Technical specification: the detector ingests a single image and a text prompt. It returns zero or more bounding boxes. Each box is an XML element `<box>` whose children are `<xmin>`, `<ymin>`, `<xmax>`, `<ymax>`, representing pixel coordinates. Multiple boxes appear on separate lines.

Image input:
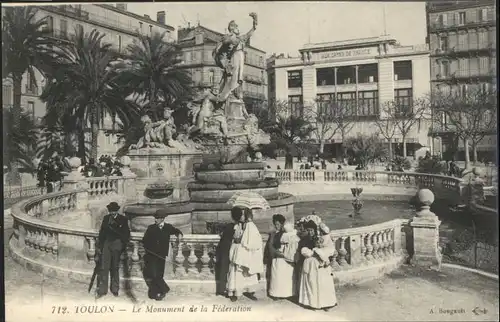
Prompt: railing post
<box><xmin>409</xmin><ymin>189</ymin><xmax>442</xmax><ymax>270</ymax></box>
<box><xmin>348</xmin><ymin>234</ymin><xmax>363</xmax><ymax>267</ymax></box>
<box><xmin>119</xmin><ymin>156</ymin><xmax>137</xmax><ymax>202</ymax></box>
<box><xmin>61</xmin><ymin>157</ymin><xmax>91</xmax><ymax>228</ymax></box>
<box><xmin>315</xmin><ymin>170</ymin><xmax>324</xmax><ymax>182</ymax></box>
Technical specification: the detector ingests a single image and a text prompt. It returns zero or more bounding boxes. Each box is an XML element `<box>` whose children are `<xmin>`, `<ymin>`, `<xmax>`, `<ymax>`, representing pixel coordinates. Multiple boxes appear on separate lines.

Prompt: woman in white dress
<box><xmin>298</xmin><ymin>220</ymin><xmax>338</xmax><ymax>311</ymax></box>
<box><xmin>226</xmin><ymin>207</ymin><xmax>263</xmax><ymax>301</ymax></box>
<box><xmin>268</xmin><ymin>219</ymin><xmax>300</xmax><ymax>300</ymax></box>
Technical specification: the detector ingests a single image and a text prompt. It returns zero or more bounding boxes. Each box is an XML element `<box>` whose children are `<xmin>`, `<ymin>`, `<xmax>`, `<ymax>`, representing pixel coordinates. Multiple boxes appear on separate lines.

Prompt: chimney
<box><xmin>157</xmin><ymin>11</ymin><xmax>166</xmax><ymax>25</ymax></box>
<box><xmin>144</xmin><ymin>14</ymin><xmax>150</xmax><ymax>20</ymax></box>
<box><xmin>116</xmin><ymin>3</ymin><xmax>127</xmax><ymax>11</ymax></box>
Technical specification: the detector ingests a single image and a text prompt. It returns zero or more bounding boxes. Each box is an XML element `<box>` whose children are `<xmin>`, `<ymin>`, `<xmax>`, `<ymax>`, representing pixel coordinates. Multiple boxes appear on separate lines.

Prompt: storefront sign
<box><xmin>318</xmin><ymin>48</ymin><xmax>374</xmax><ymax>60</ymax></box>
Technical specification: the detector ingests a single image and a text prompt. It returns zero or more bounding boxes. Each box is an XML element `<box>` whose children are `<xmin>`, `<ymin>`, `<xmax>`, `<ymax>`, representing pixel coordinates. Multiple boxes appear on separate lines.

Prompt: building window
<box><xmin>288</xmin><ymin>95</ymin><xmax>303</xmax><ymax>117</ymax></box>
<box><xmin>478</xmin><ymin>8</ymin><xmax>488</xmax><ymax>22</ymax></box>
<box><xmin>118</xmin><ymin>35</ymin><xmax>122</xmax><ymax>52</ymax></box>
<box><xmin>316</xmin><ymin>93</ymin><xmax>335</xmax><ymax>116</ymax></box>
<box><xmin>394</xmin><ymin>88</ymin><xmax>413</xmax><ymax>115</ymax></box>
<box><xmin>3</xmin><ymin>85</ymin><xmax>12</xmax><ymax>106</ymax></box>
<box><xmin>185</xmin><ymin>51</ymin><xmax>191</xmax><ymax>62</ymax></box>
<box><xmin>458</xmin><ymin>12</ymin><xmax>466</xmax><ymax>25</ymax></box>
<box><xmin>287</xmin><ymin>70</ymin><xmax>302</xmax><ymax>88</ymax></box>
<box><xmin>139</xmin><ymin>22</ymin><xmax>143</xmax><ymax>33</ymax></box>
<box><xmin>209</xmin><ymin>70</ymin><xmax>215</xmax><ymax>84</ymax></box>
<box><xmin>438</xmin><ymin>14</ymin><xmax>447</xmax><ymax>27</ymax></box>
<box><xmin>394</xmin><ymin>61</ymin><xmax>412</xmax><ymax>80</ymax></box>
<box><xmin>358</xmin><ymin>91</ymin><xmax>379</xmax><ymax>116</ymax></box>
<box><xmin>337</xmin><ymin>66</ymin><xmax>356</xmax><ymax>85</ymax></box>
<box><xmin>149</xmin><ymin>25</ymin><xmax>153</xmax><ymax>35</ymax></box>
<box><xmin>316</xmin><ymin>68</ymin><xmax>335</xmax><ymax>86</ymax></box>
<box><xmin>26</xmin><ymin>72</ymin><xmax>37</xmax><ymax>94</ymax></box>
<box><xmin>358</xmin><ymin>64</ymin><xmax>378</xmax><ymax>83</ymax></box>
<box><xmin>60</xmin><ymin>19</ymin><xmax>68</xmax><ymax>37</ymax></box>
<box><xmin>441</xmin><ymin>61</ymin><xmax>450</xmax><ymax>76</ymax></box>
<box><xmin>76</xmin><ymin>24</ymin><xmax>83</xmax><ymax>35</ymax></box>
<box><xmin>439</xmin><ymin>36</ymin><xmax>448</xmax><ymax>51</ymax></box>
<box><xmin>27</xmin><ymin>101</ymin><xmax>35</xmax><ymax>119</ymax></box>
<box><xmin>44</xmin><ymin>16</ymin><xmax>53</xmax><ymax>34</ymax></box>
<box><xmin>337</xmin><ymin>92</ymin><xmax>356</xmax><ymax>115</ymax></box>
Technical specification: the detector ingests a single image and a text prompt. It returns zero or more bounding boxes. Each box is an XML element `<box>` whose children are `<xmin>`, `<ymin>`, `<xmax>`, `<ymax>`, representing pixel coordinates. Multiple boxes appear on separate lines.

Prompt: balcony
<box><xmin>429</xmin><ymin>19</ymin><xmax>495</xmax><ymax>33</ymax></box>
<box><xmin>244</xmin><ymin>74</ymin><xmax>265</xmax><ymax>85</ymax></box>
<box><xmin>431</xmin><ymin>43</ymin><xmax>495</xmax><ymax>58</ymax></box>
<box><xmin>434</xmin><ymin>69</ymin><xmax>495</xmax><ymax>83</ymax></box>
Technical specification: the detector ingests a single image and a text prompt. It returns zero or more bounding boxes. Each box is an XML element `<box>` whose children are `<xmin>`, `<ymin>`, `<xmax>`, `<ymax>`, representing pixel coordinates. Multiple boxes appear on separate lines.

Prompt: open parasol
<box><xmin>227</xmin><ymin>191</ymin><xmax>270</xmax><ymax>210</ymax></box>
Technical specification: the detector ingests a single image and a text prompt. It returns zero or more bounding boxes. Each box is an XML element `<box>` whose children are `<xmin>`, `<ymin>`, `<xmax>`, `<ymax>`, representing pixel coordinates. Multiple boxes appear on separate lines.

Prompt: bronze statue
<box><xmin>213</xmin><ymin>13</ymin><xmax>258</xmax><ymax>102</ymax></box>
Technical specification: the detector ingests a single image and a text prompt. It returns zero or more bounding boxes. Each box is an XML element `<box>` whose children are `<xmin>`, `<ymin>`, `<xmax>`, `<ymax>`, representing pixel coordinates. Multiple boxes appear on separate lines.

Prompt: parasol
<box><xmin>227</xmin><ymin>191</ymin><xmax>270</xmax><ymax>210</ymax></box>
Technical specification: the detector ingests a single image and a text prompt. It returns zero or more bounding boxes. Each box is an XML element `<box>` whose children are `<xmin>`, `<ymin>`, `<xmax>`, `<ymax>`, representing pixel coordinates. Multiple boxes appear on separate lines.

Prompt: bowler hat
<box><xmin>154</xmin><ymin>209</ymin><xmax>169</xmax><ymax>219</ymax></box>
<box><xmin>106</xmin><ymin>202</ymin><xmax>121</xmax><ymax>212</ymax></box>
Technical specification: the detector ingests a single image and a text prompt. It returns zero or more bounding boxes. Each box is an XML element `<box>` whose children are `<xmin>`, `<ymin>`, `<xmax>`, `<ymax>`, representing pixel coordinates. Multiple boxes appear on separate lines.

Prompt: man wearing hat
<box><xmin>96</xmin><ymin>202</ymin><xmax>131</xmax><ymax>299</ymax></box>
<box><xmin>142</xmin><ymin>209</ymin><xmax>183</xmax><ymax>300</ymax></box>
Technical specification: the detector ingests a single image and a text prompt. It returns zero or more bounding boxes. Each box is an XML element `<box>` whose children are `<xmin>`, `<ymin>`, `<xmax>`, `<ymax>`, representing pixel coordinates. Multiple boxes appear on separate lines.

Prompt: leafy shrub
<box><xmin>416</xmin><ymin>155</ymin><xmax>445</xmax><ymax>174</ymax></box>
<box><xmin>391</xmin><ymin>156</ymin><xmax>412</xmax><ymax>171</ymax></box>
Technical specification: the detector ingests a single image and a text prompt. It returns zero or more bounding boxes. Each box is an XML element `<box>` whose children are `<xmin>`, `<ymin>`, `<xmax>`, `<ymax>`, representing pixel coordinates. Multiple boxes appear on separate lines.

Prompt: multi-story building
<box><xmin>267</xmin><ymin>35</ymin><xmax>431</xmax><ymax>158</ymax></box>
<box><xmin>2</xmin><ymin>4</ymin><xmax>175</xmax><ymax>156</ymax></box>
<box><xmin>176</xmin><ymin>24</ymin><xmax>267</xmax><ymax>113</ymax></box>
<box><xmin>426</xmin><ymin>0</ymin><xmax>497</xmax><ymax>159</ymax></box>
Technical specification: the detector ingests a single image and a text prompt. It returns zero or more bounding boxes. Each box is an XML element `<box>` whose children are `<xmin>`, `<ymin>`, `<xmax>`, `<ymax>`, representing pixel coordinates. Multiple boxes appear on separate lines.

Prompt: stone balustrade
<box><xmin>275</xmin><ymin>170</ymin><xmax>464</xmax><ymax>202</ymax></box>
<box><xmin>10</xmin><ymin>190</ymin><xmax>413</xmax><ymax>286</ymax></box>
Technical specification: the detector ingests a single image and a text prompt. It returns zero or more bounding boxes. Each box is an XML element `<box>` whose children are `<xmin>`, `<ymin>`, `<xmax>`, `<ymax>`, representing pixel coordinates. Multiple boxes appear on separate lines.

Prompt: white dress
<box><xmin>299</xmin><ymin>236</ymin><xmax>337</xmax><ymax>309</ymax></box>
<box><xmin>226</xmin><ymin>222</ymin><xmax>262</xmax><ymax>297</ymax></box>
<box><xmin>269</xmin><ymin>231</ymin><xmax>299</xmax><ymax>298</ymax></box>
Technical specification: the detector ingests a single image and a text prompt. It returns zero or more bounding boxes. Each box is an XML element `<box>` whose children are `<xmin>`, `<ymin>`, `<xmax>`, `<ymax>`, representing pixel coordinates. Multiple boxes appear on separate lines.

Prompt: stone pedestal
<box><xmin>127</xmin><ymin>149</ymin><xmax>203</xmax><ymax>204</ymax></box>
<box><xmin>61</xmin><ymin>157</ymin><xmax>93</xmax><ymax>228</ymax></box>
<box><xmin>410</xmin><ymin>189</ymin><xmax>442</xmax><ymax>270</ymax></box>
<box><xmin>225</xmin><ymin>98</ymin><xmax>247</xmax><ymax>120</ymax></box>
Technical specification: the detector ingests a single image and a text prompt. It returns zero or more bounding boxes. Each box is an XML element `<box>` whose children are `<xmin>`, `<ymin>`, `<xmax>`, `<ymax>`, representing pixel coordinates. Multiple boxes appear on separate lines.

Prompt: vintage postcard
<box><xmin>3</xmin><ymin>1</ymin><xmax>498</xmax><ymax>321</ymax></box>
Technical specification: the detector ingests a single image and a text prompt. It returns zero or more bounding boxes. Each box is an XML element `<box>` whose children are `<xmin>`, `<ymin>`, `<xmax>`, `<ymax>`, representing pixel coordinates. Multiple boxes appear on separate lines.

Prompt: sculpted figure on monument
<box><xmin>213</xmin><ymin>13</ymin><xmax>258</xmax><ymax>104</ymax></box>
<box><xmin>189</xmin><ymin>86</ymin><xmax>228</xmax><ymax>138</ymax></box>
<box><xmin>131</xmin><ymin>108</ymin><xmax>179</xmax><ymax>149</ymax></box>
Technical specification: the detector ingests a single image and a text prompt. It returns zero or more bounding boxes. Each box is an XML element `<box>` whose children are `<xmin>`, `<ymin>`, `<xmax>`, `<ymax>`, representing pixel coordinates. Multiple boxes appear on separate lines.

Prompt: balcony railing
<box><xmin>429</xmin><ymin>19</ymin><xmax>495</xmax><ymax>32</ymax></box>
<box><xmin>432</xmin><ymin>43</ymin><xmax>495</xmax><ymax>57</ymax></box>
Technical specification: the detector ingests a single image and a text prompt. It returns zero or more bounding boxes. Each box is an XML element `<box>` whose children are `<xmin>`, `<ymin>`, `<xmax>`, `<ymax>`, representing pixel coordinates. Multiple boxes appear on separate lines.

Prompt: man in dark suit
<box><xmin>96</xmin><ymin>202</ymin><xmax>130</xmax><ymax>299</ymax></box>
<box><xmin>142</xmin><ymin>209</ymin><xmax>183</xmax><ymax>301</ymax></box>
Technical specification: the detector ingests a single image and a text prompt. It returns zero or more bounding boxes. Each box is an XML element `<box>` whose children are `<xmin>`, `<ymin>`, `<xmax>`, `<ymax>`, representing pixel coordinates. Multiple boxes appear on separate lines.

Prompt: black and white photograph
<box><xmin>2</xmin><ymin>1</ymin><xmax>498</xmax><ymax>321</ymax></box>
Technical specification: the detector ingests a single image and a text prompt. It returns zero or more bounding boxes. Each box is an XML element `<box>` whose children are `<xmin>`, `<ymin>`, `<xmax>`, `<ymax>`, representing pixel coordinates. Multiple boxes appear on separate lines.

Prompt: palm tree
<box><xmin>115</xmin><ymin>31</ymin><xmax>193</xmax><ymax>122</ymax></box>
<box><xmin>40</xmin><ymin>28</ymin><xmax>140</xmax><ymax>160</ymax></box>
<box><xmin>2</xmin><ymin>6</ymin><xmax>58</xmax><ymax>181</ymax></box>
<box><xmin>3</xmin><ymin>109</ymin><xmax>38</xmax><ymax>178</ymax></box>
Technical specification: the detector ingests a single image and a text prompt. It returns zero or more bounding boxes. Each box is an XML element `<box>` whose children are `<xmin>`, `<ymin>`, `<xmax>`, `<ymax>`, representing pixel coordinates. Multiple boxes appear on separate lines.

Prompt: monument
<box><xmin>124</xmin><ymin>13</ymin><xmax>289</xmax><ymax>234</ymax></box>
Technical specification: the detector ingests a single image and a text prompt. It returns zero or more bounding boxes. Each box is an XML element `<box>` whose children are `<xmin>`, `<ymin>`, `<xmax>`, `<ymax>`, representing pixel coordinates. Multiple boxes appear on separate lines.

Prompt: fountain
<box><xmin>124</xmin><ymin>13</ymin><xmax>295</xmax><ymax>234</ymax></box>
<box><xmin>350</xmin><ymin>187</ymin><xmax>363</xmax><ymax>217</ymax></box>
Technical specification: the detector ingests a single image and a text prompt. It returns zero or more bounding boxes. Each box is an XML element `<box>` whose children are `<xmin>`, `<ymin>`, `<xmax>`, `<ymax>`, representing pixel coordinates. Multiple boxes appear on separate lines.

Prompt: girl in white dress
<box><xmin>269</xmin><ymin>222</ymin><xmax>300</xmax><ymax>299</ymax></box>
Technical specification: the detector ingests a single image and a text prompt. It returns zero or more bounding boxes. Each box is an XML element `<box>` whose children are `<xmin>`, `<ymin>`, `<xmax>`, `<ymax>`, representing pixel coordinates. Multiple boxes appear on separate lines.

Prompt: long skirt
<box><xmin>299</xmin><ymin>258</ymin><xmax>337</xmax><ymax>309</ymax></box>
<box><xmin>269</xmin><ymin>258</ymin><xmax>296</xmax><ymax>298</ymax></box>
<box><xmin>226</xmin><ymin>244</ymin><xmax>258</xmax><ymax>297</ymax></box>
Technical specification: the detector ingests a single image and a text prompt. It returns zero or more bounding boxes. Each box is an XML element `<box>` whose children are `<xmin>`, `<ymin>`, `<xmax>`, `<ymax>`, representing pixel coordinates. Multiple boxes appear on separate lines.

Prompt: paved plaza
<box><xmin>5</xmin><ymin>224</ymin><xmax>499</xmax><ymax>322</ymax></box>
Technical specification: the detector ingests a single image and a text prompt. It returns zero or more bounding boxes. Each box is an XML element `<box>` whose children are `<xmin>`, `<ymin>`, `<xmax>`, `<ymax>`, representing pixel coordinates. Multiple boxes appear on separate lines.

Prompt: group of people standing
<box><xmin>215</xmin><ymin>209</ymin><xmax>338</xmax><ymax>311</ymax></box>
<box><xmin>95</xmin><ymin>201</ymin><xmax>337</xmax><ymax>311</ymax></box>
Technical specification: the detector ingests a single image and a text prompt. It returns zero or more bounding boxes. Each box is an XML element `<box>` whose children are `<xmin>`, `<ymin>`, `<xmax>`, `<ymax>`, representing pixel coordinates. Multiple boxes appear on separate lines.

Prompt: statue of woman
<box><xmin>213</xmin><ymin>13</ymin><xmax>258</xmax><ymax>102</ymax></box>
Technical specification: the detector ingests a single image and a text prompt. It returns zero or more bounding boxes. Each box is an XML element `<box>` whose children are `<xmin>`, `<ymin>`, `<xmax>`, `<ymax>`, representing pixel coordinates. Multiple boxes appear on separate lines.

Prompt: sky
<box><xmin>127</xmin><ymin>1</ymin><xmax>427</xmax><ymax>57</ymax></box>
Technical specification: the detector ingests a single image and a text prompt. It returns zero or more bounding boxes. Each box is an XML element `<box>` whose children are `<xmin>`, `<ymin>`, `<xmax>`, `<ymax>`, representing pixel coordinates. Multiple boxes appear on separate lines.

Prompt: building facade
<box><xmin>2</xmin><ymin>4</ymin><xmax>175</xmax><ymax>156</ymax></box>
<box><xmin>426</xmin><ymin>0</ymin><xmax>497</xmax><ymax>159</ymax></box>
<box><xmin>267</xmin><ymin>36</ymin><xmax>431</xmax><ymax>158</ymax></box>
<box><xmin>177</xmin><ymin>24</ymin><xmax>267</xmax><ymax>113</ymax></box>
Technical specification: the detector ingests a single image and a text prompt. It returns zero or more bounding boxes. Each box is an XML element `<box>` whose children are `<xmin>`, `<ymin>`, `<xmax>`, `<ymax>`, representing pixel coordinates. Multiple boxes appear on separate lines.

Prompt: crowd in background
<box><xmin>35</xmin><ymin>154</ymin><xmax>124</xmax><ymax>191</ymax></box>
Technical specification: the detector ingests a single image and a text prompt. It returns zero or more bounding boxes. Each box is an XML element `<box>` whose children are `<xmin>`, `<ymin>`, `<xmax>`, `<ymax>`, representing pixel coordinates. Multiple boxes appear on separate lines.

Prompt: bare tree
<box><xmin>432</xmin><ymin>86</ymin><xmax>497</xmax><ymax>167</ymax></box>
<box><xmin>373</xmin><ymin>101</ymin><xmax>399</xmax><ymax>161</ymax></box>
<box><xmin>303</xmin><ymin>100</ymin><xmax>340</xmax><ymax>154</ymax></box>
<box><xmin>381</xmin><ymin>97</ymin><xmax>430</xmax><ymax>158</ymax></box>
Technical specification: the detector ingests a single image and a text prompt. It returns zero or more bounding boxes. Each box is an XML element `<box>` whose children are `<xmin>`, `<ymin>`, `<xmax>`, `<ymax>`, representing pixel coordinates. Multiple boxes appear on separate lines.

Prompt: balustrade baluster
<box><xmin>130</xmin><ymin>240</ymin><xmax>141</xmax><ymax>275</ymax></box>
<box><xmin>365</xmin><ymin>232</ymin><xmax>374</xmax><ymax>262</ymax></box>
<box><xmin>187</xmin><ymin>243</ymin><xmax>199</xmax><ymax>274</ymax></box>
<box><xmin>86</xmin><ymin>237</ymin><xmax>96</xmax><ymax>262</ymax></box>
<box><xmin>337</xmin><ymin>236</ymin><xmax>348</xmax><ymax>268</ymax></box>
<box><xmin>174</xmin><ymin>241</ymin><xmax>186</xmax><ymax>277</ymax></box>
<box><xmin>330</xmin><ymin>237</ymin><xmax>341</xmax><ymax>271</ymax></box>
<box><xmin>360</xmin><ymin>233</ymin><xmax>367</xmax><ymax>264</ymax></box>
<box><xmin>200</xmin><ymin>244</ymin><xmax>211</xmax><ymax>275</ymax></box>
<box><xmin>372</xmin><ymin>232</ymin><xmax>381</xmax><ymax>261</ymax></box>
<box><xmin>45</xmin><ymin>232</ymin><xmax>54</xmax><ymax>253</ymax></box>
<box><xmin>52</xmin><ymin>233</ymin><xmax>58</xmax><ymax>255</ymax></box>
<box><xmin>379</xmin><ymin>231</ymin><xmax>388</xmax><ymax>258</ymax></box>
<box><xmin>387</xmin><ymin>229</ymin><xmax>395</xmax><ymax>256</ymax></box>
<box><xmin>39</xmin><ymin>231</ymin><xmax>48</xmax><ymax>251</ymax></box>
<box><xmin>33</xmin><ymin>230</ymin><xmax>41</xmax><ymax>249</ymax></box>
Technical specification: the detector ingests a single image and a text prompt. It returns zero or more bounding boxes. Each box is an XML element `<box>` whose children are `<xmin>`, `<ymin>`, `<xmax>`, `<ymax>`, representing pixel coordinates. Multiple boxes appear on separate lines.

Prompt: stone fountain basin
<box><xmin>188</xmin><ymin>179</ymin><xmax>279</xmax><ymax>202</ymax></box>
<box><xmin>124</xmin><ymin>202</ymin><xmax>193</xmax><ymax>233</ymax></box>
<box><xmin>195</xmin><ymin>169</ymin><xmax>268</xmax><ymax>183</ymax></box>
<box><xmin>193</xmin><ymin>162</ymin><xmax>266</xmax><ymax>172</ymax></box>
